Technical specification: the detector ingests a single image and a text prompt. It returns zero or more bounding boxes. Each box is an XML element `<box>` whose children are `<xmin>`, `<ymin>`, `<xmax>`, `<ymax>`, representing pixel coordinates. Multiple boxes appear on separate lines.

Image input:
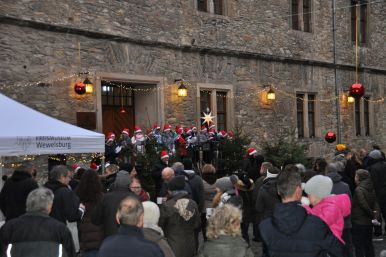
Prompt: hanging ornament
<box><xmin>325</xmin><ymin>132</ymin><xmax>336</xmax><ymax>143</ymax></box>
<box><xmin>74</xmin><ymin>82</ymin><xmax>86</xmax><ymax>95</ymax></box>
<box><xmin>349</xmin><ymin>83</ymin><xmax>365</xmax><ymax>98</ymax></box>
<box><xmin>119</xmin><ymin>86</ymin><xmax>126</xmax><ymax>114</ymax></box>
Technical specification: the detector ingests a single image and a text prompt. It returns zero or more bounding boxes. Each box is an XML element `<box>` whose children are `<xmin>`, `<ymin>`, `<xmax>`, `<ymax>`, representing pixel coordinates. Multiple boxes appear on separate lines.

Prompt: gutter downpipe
<box><xmin>332</xmin><ymin>0</ymin><xmax>342</xmax><ymax>143</ymax></box>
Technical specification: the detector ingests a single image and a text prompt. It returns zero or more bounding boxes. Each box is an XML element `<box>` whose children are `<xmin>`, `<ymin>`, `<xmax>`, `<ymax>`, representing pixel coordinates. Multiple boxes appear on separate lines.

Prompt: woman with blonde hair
<box><xmin>198</xmin><ymin>204</ymin><xmax>253</xmax><ymax>257</ymax></box>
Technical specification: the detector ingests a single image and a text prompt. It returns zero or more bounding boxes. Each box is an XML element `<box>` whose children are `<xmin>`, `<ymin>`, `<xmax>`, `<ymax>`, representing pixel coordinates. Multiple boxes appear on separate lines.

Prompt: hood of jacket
<box><xmin>11</xmin><ymin>170</ymin><xmax>32</xmax><ymax>182</ymax></box>
<box><xmin>202</xmin><ymin>173</ymin><xmax>217</xmax><ymax>185</ymax></box>
<box><xmin>44</xmin><ymin>180</ymin><xmax>67</xmax><ymax>192</ymax></box>
<box><xmin>326</xmin><ymin>172</ymin><xmax>342</xmax><ymax>183</ymax></box>
<box><xmin>272</xmin><ymin>202</ymin><xmax>308</xmax><ymax>235</ymax></box>
<box><xmin>358</xmin><ymin>177</ymin><xmax>374</xmax><ymax>191</ymax></box>
<box><xmin>170</xmin><ymin>192</ymin><xmax>196</xmax><ymax>221</ymax></box>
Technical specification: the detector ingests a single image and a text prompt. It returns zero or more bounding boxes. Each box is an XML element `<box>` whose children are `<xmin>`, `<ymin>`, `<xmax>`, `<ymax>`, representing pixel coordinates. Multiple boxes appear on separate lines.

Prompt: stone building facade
<box><xmin>0</xmin><ymin>0</ymin><xmax>385</xmax><ymax>160</ymax></box>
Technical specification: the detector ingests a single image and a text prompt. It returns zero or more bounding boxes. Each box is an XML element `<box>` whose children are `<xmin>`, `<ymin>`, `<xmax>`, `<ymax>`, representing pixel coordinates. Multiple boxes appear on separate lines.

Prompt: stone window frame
<box><xmin>295</xmin><ymin>92</ymin><xmax>321</xmax><ymax>139</ymax></box>
<box><xmin>351</xmin><ymin>96</ymin><xmax>373</xmax><ymax>137</ymax></box>
<box><xmin>196</xmin><ymin>83</ymin><xmax>234</xmax><ymax>131</ymax></box>
<box><xmin>350</xmin><ymin>0</ymin><xmax>368</xmax><ymax>45</ymax></box>
<box><xmin>94</xmin><ymin>72</ymin><xmax>165</xmax><ymax>133</ymax></box>
<box><xmin>289</xmin><ymin>0</ymin><xmax>313</xmax><ymax>33</ymax></box>
<box><xmin>194</xmin><ymin>0</ymin><xmax>229</xmax><ymax>16</ymax></box>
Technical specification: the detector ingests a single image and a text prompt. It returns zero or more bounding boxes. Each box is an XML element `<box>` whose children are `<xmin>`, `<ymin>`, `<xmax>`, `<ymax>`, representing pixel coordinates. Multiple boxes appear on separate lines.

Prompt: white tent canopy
<box><xmin>0</xmin><ymin>93</ymin><xmax>105</xmax><ymax>156</ymax></box>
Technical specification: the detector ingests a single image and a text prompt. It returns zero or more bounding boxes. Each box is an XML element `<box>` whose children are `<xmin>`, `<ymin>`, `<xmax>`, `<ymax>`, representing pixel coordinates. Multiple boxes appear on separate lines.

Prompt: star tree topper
<box><xmin>201</xmin><ymin>111</ymin><xmax>215</xmax><ymax>125</ymax></box>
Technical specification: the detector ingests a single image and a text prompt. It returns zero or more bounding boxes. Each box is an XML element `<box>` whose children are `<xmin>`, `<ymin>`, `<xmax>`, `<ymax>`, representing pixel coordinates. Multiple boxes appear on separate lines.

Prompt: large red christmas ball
<box><xmin>74</xmin><ymin>82</ymin><xmax>86</xmax><ymax>95</ymax></box>
<box><xmin>349</xmin><ymin>83</ymin><xmax>365</xmax><ymax>98</ymax></box>
<box><xmin>325</xmin><ymin>132</ymin><xmax>336</xmax><ymax>143</ymax></box>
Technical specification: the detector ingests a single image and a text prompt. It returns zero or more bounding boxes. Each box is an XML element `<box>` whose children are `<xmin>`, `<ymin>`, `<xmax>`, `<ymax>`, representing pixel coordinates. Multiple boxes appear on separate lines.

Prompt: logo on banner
<box><xmin>16</xmin><ymin>137</ymin><xmax>33</xmax><ymax>151</ymax></box>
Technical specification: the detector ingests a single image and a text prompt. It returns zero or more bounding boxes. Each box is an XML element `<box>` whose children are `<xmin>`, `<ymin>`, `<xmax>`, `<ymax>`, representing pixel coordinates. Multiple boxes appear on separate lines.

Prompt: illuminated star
<box><xmin>201</xmin><ymin>111</ymin><xmax>215</xmax><ymax>126</ymax></box>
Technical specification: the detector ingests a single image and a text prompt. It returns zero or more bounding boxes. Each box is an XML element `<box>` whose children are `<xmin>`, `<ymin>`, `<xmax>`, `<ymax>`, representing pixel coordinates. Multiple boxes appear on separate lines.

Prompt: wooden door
<box><xmin>102</xmin><ymin>106</ymin><xmax>134</xmax><ymax>137</ymax></box>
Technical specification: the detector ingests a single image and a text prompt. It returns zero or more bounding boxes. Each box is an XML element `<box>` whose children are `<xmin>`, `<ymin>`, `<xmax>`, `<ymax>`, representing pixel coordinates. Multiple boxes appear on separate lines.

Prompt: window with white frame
<box><xmin>197</xmin><ymin>0</ymin><xmax>225</xmax><ymax>15</ymax></box>
<box><xmin>198</xmin><ymin>87</ymin><xmax>232</xmax><ymax>131</ymax></box>
<box><xmin>296</xmin><ymin>93</ymin><xmax>317</xmax><ymax>138</ymax></box>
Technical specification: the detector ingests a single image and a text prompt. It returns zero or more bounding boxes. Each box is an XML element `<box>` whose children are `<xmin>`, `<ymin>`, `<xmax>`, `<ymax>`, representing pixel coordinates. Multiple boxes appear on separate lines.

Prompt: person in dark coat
<box><xmin>152</xmin><ymin>151</ymin><xmax>169</xmax><ymax>198</ymax></box>
<box><xmin>0</xmin><ymin>187</ymin><xmax>76</xmax><ymax>257</ymax></box>
<box><xmin>255</xmin><ymin>166</ymin><xmax>281</xmax><ymax>220</ymax></box>
<box><xmin>92</xmin><ymin>170</ymin><xmax>134</xmax><ymax>239</ymax></box>
<box><xmin>159</xmin><ymin>175</ymin><xmax>201</xmax><ymax>257</ymax></box>
<box><xmin>259</xmin><ymin>168</ymin><xmax>343</xmax><ymax>257</ymax></box>
<box><xmin>251</xmin><ymin>162</ymin><xmax>273</xmax><ymax>242</ymax></box>
<box><xmin>75</xmin><ymin>169</ymin><xmax>104</xmax><ymax>257</ymax></box>
<box><xmin>351</xmin><ymin>169</ymin><xmax>377</xmax><ymax>257</ymax></box>
<box><xmin>367</xmin><ymin>149</ymin><xmax>386</xmax><ymax>233</ymax></box>
<box><xmin>0</xmin><ymin>161</ymin><xmax>38</xmax><ymax>221</ymax></box>
<box><xmin>143</xmin><ymin>201</ymin><xmax>175</xmax><ymax>257</ymax></box>
<box><xmin>44</xmin><ymin>165</ymin><xmax>85</xmax><ymax>224</ymax></box>
<box><xmin>326</xmin><ymin>162</ymin><xmax>354</xmax><ymax>257</ymax></box>
<box><xmin>201</xmin><ymin>164</ymin><xmax>217</xmax><ymax>241</ymax></box>
<box><xmin>242</xmin><ymin>148</ymin><xmax>264</xmax><ymax>182</ymax></box>
<box><xmin>98</xmin><ymin>196</ymin><xmax>164</xmax><ymax>257</ymax></box>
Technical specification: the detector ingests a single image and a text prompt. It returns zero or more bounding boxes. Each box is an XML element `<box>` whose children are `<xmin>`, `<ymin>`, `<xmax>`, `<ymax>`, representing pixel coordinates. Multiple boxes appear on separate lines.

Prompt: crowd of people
<box><xmin>0</xmin><ymin>143</ymin><xmax>385</xmax><ymax>257</ymax></box>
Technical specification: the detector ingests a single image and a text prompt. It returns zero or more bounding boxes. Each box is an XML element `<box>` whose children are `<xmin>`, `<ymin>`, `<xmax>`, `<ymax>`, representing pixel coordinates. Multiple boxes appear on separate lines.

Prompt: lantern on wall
<box><xmin>177</xmin><ymin>82</ymin><xmax>188</xmax><ymax>97</ymax></box>
<box><xmin>325</xmin><ymin>132</ymin><xmax>336</xmax><ymax>143</ymax></box>
<box><xmin>74</xmin><ymin>82</ymin><xmax>86</xmax><ymax>95</ymax></box>
<box><xmin>349</xmin><ymin>83</ymin><xmax>365</xmax><ymax>98</ymax></box>
<box><xmin>83</xmin><ymin>78</ymin><xmax>93</xmax><ymax>93</ymax></box>
<box><xmin>347</xmin><ymin>95</ymin><xmax>355</xmax><ymax>103</ymax></box>
<box><xmin>267</xmin><ymin>87</ymin><xmax>276</xmax><ymax>100</ymax></box>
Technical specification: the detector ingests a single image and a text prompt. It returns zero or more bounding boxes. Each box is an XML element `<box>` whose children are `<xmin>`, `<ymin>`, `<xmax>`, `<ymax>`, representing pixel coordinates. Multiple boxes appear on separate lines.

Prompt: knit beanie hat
<box><xmin>143</xmin><ymin>201</ymin><xmax>160</xmax><ymax>226</ymax></box>
<box><xmin>113</xmin><ymin>170</ymin><xmax>132</xmax><ymax>190</ymax></box>
<box><xmin>369</xmin><ymin>150</ymin><xmax>383</xmax><ymax>160</ymax></box>
<box><xmin>304</xmin><ymin>175</ymin><xmax>333</xmax><ymax>200</ymax></box>
<box><xmin>168</xmin><ymin>175</ymin><xmax>185</xmax><ymax>191</ymax></box>
<box><xmin>215</xmin><ymin>177</ymin><xmax>234</xmax><ymax>192</ymax></box>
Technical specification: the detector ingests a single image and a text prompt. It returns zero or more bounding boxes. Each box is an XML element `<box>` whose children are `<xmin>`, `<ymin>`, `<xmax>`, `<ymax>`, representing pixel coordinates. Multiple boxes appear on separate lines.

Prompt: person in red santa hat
<box><xmin>151</xmin><ymin>150</ymin><xmax>170</xmax><ymax>199</ymax></box>
<box><xmin>152</xmin><ymin>124</ymin><xmax>162</xmax><ymax>145</ymax></box>
<box><xmin>175</xmin><ymin>125</ymin><xmax>187</xmax><ymax>160</ymax></box>
<box><xmin>242</xmin><ymin>148</ymin><xmax>264</xmax><ymax>182</ymax></box>
<box><xmin>162</xmin><ymin>124</ymin><xmax>175</xmax><ymax>155</ymax></box>
<box><xmin>131</xmin><ymin>125</ymin><xmax>146</xmax><ymax>155</ymax></box>
<box><xmin>105</xmin><ymin>134</ymin><xmax>119</xmax><ymax>165</ymax></box>
<box><xmin>118</xmin><ymin>128</ymin><xmax>132</xmax><ymax>164</ymax></box>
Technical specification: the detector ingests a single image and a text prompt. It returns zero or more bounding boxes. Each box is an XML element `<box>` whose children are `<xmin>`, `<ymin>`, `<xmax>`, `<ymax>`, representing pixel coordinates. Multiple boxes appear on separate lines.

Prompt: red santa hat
<box><xmin>107</xmin><ymin>132</ymin><xmax>115</xmax><ymax>139</ymax></box>
<box><xmin>134</xmin><ymin>125</ymin><xmax>142</xmax><ymax>134</ymax></box>
<box><xmin>209</xmin><ymin>129</ymin><xmax>216</xmax><ymax>135</ymax></box>
<box><xmin>90</xmin><ymin>162</ymin><xmax>98</xmax><ymax>170</ymax></box>
<box><xmin>122</xmin><ymin>128</ymin><xmax>130</xmax><ymax>135</ymax></box>
<box><xmin>218</xmin><ymin>130</ymin><xmax>228</xmax><ymax>138</ymax></box>
<box><xmin>147</xmin><ymin>128</ymin><xmax>154</xmax><ymax>136</ymax></box>
<box><xmin>247</xmin><ymin>148</ymin><xmax>257</xmax><ymax>156</ymax></box>
<box><xmin>72</xmin><ymin>164</ymin><xmax>81</xmax><ymax>173</ymax></box>
<box><xmin>228</xmin><ymin>131</ymin><xmax>234</xmax><ymax>138</ymax></box>
<box><xmin>163</xmin><ymin>124</ymin><xmax>171</xmax><ymax>132</ymax></box>
<box><xmin>208</xmin><ymin>122</ymin><xmax>216</xmax><ymax>130</ymax></box>
<box><xmin>176</xmin><ymin>126</ymin><xmax>183</xmax><ymax>135</ymax></box>
<box><xmin>184</xmin><ymin>127</ymin><xmax>192</xmax><ymax>134</ymax></box>
<box><xmin>153</xmin><ymin>124</ymin><xmax>160</xmax><ymax>130</ymax></box>
<box><xmin>106</xmin><ymin>135</ymin><xmax>114</xmax><ymax>143</ymax></box>
<box><xmin>201</xmin><ymin>125</ymin><xmax>207</xmax><ymax>132</ymax></box>
<box><xmin>160</xmin><ymin>150</ymin><xmax>169</xmax><ymax>160</ymax></box>
<box><xmin>191</xmin><ymin>126</ymin><xmax>197</xmax><ymax>131</ymax></box>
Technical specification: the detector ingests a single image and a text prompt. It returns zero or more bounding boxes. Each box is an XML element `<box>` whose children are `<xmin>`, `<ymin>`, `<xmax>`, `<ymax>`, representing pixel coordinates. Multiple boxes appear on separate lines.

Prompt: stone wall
<box><xmin>0</xmin><ymin>0</ymin><xmax>385</xmax><ymax>159</ymax></box>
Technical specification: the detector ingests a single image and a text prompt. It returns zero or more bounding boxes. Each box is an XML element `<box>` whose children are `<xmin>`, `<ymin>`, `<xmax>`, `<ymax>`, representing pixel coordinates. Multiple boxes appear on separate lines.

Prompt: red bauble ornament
<box><xmin>349</xmin><ymin>83</ymin><xmax>365</xmax><ymax>98</ymax></box>
<box><xmin>325</xmin><ymin>132</ymin><xmax>336</xmax><ymax>143</ymax></box>
<box><xmin>74</xmin><ymin>82</ymin><xmax>86</xmax><ymax>95</ymax></box>
<box><xmin>119</xmin><ymin>108</ymin><xmax>127</xmax><ymax>114</ymax></box>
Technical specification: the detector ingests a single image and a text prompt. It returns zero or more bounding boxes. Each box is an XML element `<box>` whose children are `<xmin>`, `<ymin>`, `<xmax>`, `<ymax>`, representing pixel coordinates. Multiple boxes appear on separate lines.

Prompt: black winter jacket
<box><xmin>91</xmin><ymin>189</ymin><xmax>134</xmax><ymax>238</ymax></box>
<box><xmin>368</xmin><ymin>160</ymin><xmax>386</xmax><ymax>203</ymax></box>
<box><xmin>44</xmin><ymin>180</ymin><xmax>83</xmax><ymax>224</ymax></box>
<box><xmin>352</xmin><ymin>177</ymin><xmax>377</xmax><ymax>226</ymax></box>
<box><xmin>152</xmin><ymin>161</ymin><xmax>168</xmax><ymax>197</ymax></box>
<box><xmin>98</xmin><ymin>225</ymin><xmax>164</xmax><ymax>257</ymax></box>
<box><xmin>255</xmin><ymin>177</ymin><xmax>280</xmax><ymax>220</ymax></box>
<box><xmin>242</xmin><ymin>156</ymin><xmax>264</xmax><ymax>182</ymax></box>
<box><xmin>185</xmin><ymin>170</ymin><xmax>205</xmax><ymax>213</ymax></box>
<box><xmin>259</xmin><ymin>201</ymin><xmax>343</xmax><ymax>257</ymax></box>
<box><xmin>0</xmin><ymin>170</ymin><xmax>38</xmax><ymax>221</ymax></box>
<box><xmin>0</xmin><ymin>212</ymin><xmax>75</xmax><ymax>257</ymax></box>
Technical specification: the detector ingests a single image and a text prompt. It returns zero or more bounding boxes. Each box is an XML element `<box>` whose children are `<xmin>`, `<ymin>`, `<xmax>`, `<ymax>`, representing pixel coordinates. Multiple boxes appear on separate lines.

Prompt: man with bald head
<box><xmin>98</xmin><ymin>196</ymin><xmax>164</xmax><ymax>257</ymax></box>
<box><xmin>162</xmin><ymin>168</ymin><xmax>175</xmax><ymax>183</ymax></box>
<box><xmin>159</xmin><ymin>168</ymin><xmax>191</xmax><ymax>198</ymax></box>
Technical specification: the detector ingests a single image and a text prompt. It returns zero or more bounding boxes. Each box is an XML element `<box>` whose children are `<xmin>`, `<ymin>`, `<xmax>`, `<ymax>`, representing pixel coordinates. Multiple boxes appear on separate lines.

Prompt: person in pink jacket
<box><xmin>303</xmin><ymin>175</ymin><xmax>351</xmax><ymax>244</ymax></box>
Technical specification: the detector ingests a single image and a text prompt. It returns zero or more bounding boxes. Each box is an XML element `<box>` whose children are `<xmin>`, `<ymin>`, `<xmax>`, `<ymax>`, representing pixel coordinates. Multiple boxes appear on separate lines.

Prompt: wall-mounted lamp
<box><xmin>175</xmin><ymin>79</ymin><xmax>188</xmax><ymax>97</ymax></box>
<box><xmin>83</xmin><ymin>78</ymin><xmax>93</xmax><ymax>93</ymax></box>
<box><xmin>266</xmin><ymin>86</ymin><xmax>276</xmax><ymax>101</ymax></box>
<box><xmin>347</xmin><ymin>95</ymin><xmax>355</xmax><ymax>103</ymax></box>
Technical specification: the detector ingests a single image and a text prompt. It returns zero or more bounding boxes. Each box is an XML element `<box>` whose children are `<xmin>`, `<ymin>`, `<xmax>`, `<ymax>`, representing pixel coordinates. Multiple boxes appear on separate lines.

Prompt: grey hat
<box><xmin>215</xmin><ymin>177</ymin><xmax>234</xmax><ymax>192</ymax></box>
<box><xmin>113</xmin><ymin>170</ymin><xmax>131</xmax><ymax>190</ymax></box>
<box><xmin>304</xmin><ymin>175</ymin><xmax>333</xmax><ymax>200</ymax></box>
<box><xmin>369</xmin><ymin>150</ymin><xmax>383</xmax><ymax>160</ymax></box>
